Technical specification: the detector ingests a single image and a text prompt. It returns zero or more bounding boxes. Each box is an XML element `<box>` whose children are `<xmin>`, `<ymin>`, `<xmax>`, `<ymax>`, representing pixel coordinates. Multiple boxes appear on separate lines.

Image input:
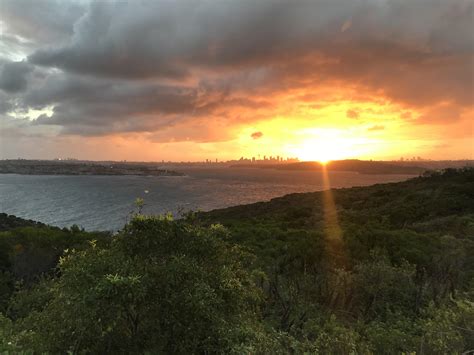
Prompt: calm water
<box><xmin>0</xmin><ymin>167</ymin><xmax>414</xmax><ymax>231</ymax></box>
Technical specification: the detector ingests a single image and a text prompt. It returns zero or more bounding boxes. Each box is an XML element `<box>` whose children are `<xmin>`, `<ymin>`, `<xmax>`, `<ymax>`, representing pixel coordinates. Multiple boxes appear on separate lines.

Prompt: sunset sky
<box><xmin>0</xmin><ymin>0</ymin><xmax>473</xmax><ymax>161</ymax></box>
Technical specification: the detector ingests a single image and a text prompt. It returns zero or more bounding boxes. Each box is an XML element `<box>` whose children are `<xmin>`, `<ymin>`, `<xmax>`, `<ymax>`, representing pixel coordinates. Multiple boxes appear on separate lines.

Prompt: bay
<box><xmin>0</xmin><ymin>167</ymin><xmax>414</xmax><ymax>231</ymax></box>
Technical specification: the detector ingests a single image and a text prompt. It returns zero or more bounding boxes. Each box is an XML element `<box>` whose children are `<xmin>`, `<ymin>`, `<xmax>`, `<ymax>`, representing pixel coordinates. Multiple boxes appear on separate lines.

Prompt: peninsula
<box><xmin>0</xmin><ymin>160</ymin><xmax>184</xmax><ymax>177</ymax></box>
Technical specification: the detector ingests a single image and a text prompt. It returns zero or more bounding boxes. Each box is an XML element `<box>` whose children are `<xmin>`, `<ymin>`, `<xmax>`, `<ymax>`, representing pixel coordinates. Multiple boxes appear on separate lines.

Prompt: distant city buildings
<box><xmin>202</xmin><ymin>155</ymin><xmax>299</xmax><ymax>165</ymax></box>
<box><xmin>398</xmin><ymin>156</ymin><xmax>431</xmax><ymax>162</ymax></box>
<box><xmin>54</xmin><ymin>157</ymin><xmax>78</xmax><ymax>161</ymax></box>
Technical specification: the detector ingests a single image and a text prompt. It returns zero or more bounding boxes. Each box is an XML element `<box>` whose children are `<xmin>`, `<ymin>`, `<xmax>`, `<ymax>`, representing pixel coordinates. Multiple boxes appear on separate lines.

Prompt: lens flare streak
<box><xmin>321</xmin><ymin>165</ymin><xmax>347</xmax><ymax>268</ymax></box>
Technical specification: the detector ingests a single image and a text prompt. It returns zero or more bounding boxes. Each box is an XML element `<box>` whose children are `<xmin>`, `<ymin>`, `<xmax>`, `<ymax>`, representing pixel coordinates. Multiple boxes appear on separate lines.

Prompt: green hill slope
<box><xmin>199</xmin><ymin>168</ymin><xmax>474</xmax><ymax>352</ymax></box>
<box><xmin>201</xmin><ymin>168</ymin><xmax>473</xmax><ymax>267</ymax></box>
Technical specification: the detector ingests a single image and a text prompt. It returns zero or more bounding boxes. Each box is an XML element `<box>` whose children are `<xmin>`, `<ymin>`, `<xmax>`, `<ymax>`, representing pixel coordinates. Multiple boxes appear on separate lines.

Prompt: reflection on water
<box><xmin>0</xmin><ymin>167</ymin><xmax>414</xmax><ymax>231</ymax></box>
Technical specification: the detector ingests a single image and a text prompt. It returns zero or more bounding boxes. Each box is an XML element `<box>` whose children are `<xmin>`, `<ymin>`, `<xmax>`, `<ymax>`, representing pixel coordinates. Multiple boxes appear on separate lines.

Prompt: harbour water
<box><xmin>0</xmin><ymin>167</ymin><xmax>415</xmax><ymax>231</ymax></box>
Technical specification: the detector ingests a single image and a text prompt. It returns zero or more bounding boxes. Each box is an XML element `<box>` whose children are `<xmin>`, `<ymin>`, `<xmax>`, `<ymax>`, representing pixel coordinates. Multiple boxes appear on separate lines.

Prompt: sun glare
<box><xmin>289</xmin><ymin>129</ymin><xmax>369</xmax><ymax>163</ymax></box>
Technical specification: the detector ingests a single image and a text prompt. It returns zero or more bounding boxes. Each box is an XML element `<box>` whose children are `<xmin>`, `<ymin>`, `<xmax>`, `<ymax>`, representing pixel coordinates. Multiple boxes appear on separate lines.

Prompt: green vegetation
<box><xmin>0</xmin><ymin>168</ymin><xmax>473</xmax><ymax>353</ymax></box>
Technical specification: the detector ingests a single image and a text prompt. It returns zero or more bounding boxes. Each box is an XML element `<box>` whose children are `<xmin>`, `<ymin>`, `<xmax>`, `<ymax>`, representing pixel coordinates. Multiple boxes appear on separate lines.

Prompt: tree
<box><xmin>12</xmin><ymin>216</ymin><xmax>263</xmax><ymax>353</ymax></box>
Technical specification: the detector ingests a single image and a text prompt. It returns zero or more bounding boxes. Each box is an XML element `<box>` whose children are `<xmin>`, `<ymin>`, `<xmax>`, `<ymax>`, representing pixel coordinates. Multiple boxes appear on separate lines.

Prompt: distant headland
<box><xmin>0</xmin><ymin>160</ymin><xmax>184</xmax><ymax>177</ymax></box>
<box><xmin>230</xmin><ymin>159</ymin><xmax>474</xmax><ymax>175</ymax></box>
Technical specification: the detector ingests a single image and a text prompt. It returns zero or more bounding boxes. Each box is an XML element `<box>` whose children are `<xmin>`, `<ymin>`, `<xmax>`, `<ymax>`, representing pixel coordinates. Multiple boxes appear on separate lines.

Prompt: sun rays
<box><xmin>320</xmin><ymin>164</ymin><xmax>347</xmax><ymax>268</ymax></box>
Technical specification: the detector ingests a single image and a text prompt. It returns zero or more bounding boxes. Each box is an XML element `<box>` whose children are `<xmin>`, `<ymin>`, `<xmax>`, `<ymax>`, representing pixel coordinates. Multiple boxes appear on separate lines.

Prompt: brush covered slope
<box><xmin>200</xmin><ymin>168</ymin><xmax>474</xmax><ymax>353</ymax></box>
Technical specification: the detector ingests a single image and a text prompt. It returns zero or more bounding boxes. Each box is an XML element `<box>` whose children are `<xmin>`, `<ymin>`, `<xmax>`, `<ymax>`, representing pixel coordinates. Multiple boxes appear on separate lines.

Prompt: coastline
<box><xmin>0</xmin><ymin>160</ymin><xmax>184</xmax><ymax>177</ymax></box>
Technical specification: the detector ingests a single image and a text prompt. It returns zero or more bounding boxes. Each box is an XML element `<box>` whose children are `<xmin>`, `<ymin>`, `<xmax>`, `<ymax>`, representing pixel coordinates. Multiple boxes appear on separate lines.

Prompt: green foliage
<box><xmin>352</xmin><ymin>251</ymin><xmax>418</xmax><ymax>320</ymax></box>
<box><xmin>0</xmin><ymin>221</ymin><xmax>110</xmax><ymax>317</ymax></box>
<box><xmin>0</xmin><ymin>313</ymin><xmax>18</xmax><ymax>352</ymax></box>
<box><xmin>418</xmin><ymin>302</ymin><xmax>465</xmax><ymax>354</ymax></box>
<box><xmin>6</xmin><ymin>217</ymin><xmax>262</xmax><ymax>353</ymax></box>
<box><xmin>199</xmin><ymin>168</ymin><xmax>474</xmax><ymax>353</ymax></box>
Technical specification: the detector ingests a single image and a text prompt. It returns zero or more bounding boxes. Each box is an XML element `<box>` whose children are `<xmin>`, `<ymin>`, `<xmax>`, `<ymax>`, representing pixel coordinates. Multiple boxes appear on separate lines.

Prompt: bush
<box><xmin>10</xmin><ymin>216</ymin><xmax>263</xmax><ymax>353</ymax></box>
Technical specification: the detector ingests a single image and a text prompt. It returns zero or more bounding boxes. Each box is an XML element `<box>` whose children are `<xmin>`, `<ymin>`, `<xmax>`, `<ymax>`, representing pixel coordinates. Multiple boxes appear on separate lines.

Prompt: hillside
<box><xmin>201</xmin><ymin>168</ymin><xmax>474</xmax><ymax>279</ymax></box>
<box><xmin>203</xmin><ymin>168</ymin><xmax>473</xmax><ymax>230</ymax></box>
<box><xmin>230</xmin><ymin>159</ymin><xmax>429</xmax><ymax>174</ymax></box>
<box><xmin>0</xmin><ymin>168</ymin><xmax>473</xmax><ymax>353</ymax></box>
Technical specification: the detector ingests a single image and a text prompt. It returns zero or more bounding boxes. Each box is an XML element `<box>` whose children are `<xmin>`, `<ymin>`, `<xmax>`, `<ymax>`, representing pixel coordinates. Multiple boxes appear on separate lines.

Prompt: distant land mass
<box><xmin>0</xmin><ymin>160</ymin><xmax>184</xmax><ymax>176</ymax></box>
<box><xmin>230</xmin><ymin>159</ymin><xmax>474</xmax><ymax>175</ymax></box>
<box><xmin>2</xmin><ymin>158</ymin><xmax>472</xmax><ymax>177</ymax></box>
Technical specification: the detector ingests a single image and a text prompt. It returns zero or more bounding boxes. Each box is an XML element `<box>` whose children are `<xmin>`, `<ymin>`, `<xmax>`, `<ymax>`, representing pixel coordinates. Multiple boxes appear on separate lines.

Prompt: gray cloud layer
<box><xmin>0</xmin><ymin>60</ymin><xmax>33</xmax><ymax>93</ymax></box>
<box><xmin>1</xmin><ymin>0</ymin><xmax>473</xmax><ymax>140</ymax></box>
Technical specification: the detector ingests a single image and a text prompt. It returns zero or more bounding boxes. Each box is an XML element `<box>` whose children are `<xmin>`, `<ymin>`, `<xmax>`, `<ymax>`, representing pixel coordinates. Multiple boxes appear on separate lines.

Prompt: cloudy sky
<box><xmin>0</xmin><ymin>0</ymin><xmax>472</xmax><ymax>161</ymax></box>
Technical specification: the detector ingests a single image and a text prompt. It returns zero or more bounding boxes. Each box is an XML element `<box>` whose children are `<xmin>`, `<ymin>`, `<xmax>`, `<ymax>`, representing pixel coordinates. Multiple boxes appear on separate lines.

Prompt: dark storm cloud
<box><xmin>0</xmin><ymin>0</ymin><xmax>85</xmax><ymax>46</ymax></box>
<box><xmin>0</xmin><ymin>91</ymin><xmax>14</xmax><ymax>113</ymax></box>
<box><xmin>28</xmin><ymin>74</ymin><xmax>200</xmax><ymax>135</ymax></box>
<box><xmin>1</xmin><ymin>0</ymin><xmax>472</xmax><ymax>138</ymax></box>
<box><xmin>23</xmin><ymin>72</ymin><xmax>268</xmax><ymax>137</ymax></box>
<box><xmin>0</xmin><ymin>60</ymin><xmax>34</xmax><ymax>93</ymax></box>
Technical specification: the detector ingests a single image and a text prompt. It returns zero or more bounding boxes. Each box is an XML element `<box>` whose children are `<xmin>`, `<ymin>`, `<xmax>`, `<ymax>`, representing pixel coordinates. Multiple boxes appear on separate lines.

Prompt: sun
<box><xmin>288</xmin><ymin>129</ymin><xmax>370</xmax><ymax>163</ymax></box>
<box><xmin>296</xmin><ymin>138</ymin><xmax>350</xmax><ymax>163</ymax></box>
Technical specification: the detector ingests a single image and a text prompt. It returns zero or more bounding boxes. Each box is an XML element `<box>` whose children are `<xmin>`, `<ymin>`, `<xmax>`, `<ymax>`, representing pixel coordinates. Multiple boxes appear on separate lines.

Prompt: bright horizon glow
<box><xmin>286</xmin><ymin>128</ymin><xmax>376</xmax><ymax>163</ymax></box>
